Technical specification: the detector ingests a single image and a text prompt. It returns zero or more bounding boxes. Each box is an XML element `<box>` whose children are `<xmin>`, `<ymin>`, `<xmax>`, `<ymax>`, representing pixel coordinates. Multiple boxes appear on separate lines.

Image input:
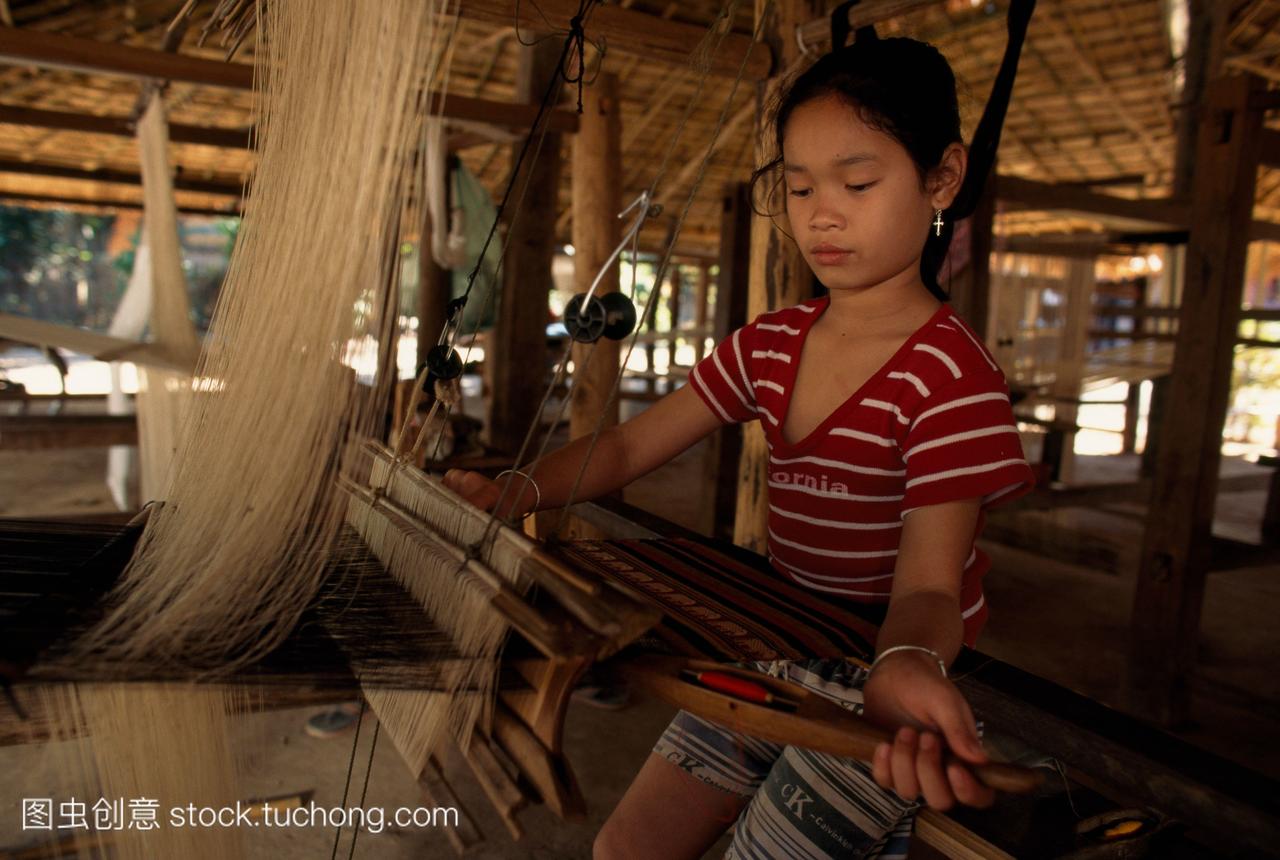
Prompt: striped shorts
<box><xmin>653</xmin><ymin>659</ymin><xmax>962</xmax><ymax>860</ymax></box>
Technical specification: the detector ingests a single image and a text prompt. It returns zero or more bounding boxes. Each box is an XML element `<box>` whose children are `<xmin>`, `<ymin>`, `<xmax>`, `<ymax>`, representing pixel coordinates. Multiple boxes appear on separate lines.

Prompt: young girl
<box><xmin>445</xmin><ymin>35</ymin><xmax>1033</xmax><ymax>860</ymax></box>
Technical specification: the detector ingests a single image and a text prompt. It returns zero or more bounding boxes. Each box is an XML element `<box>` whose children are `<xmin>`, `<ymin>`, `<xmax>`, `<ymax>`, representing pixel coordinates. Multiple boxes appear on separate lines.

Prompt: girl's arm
<box><xmin>443</xmin><ymin>382</ymin><xmax>725</xmax><ymax>516</ymax></box>
<box><xmin>863</xmin><ymin>498</ymin><xmax>997</xmax><ymax>810</ymax></box>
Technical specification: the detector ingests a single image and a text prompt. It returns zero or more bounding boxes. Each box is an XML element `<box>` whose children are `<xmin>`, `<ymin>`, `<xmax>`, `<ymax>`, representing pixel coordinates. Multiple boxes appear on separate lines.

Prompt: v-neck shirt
<box><xmin>689</xmin><ymin>297</ymin><xmax>1034</xmax><ymax>647</ymax></box>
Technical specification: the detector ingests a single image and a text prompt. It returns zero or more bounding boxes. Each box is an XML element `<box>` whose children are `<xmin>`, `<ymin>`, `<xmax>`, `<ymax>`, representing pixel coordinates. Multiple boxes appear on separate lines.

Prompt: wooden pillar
<box><xmin>708</xmin><ymin>183</ymin><xmax>753</xmax><ymax>540</ymax></box>
<box><xmin>948</xmin><ymin>168</ymin><xmax>997</xmax><ymax>342</ymax></box>
<box><xmin>667</xmin><ymin>263</ymin><xmax>683</xmax><ymax>371</ymax></box>
<box><xmin>488</xmin><ymin>40</ymin><xmax>564</xmax><ymax>454</ymax></box>
<box><xmin>693</xmin><ymin>261</ymin><xmax>711</xmax><ymax>364</ymax></box>
<box><xmin>734</xmin><ymin>0</ymin><xmax>820</xmax><ymax>552</ymax></box>
<box><xmin>1121</xmin><ymin>382</ymin><xmax>1141</xmax><ymax>454</ymax></box>
<box><xmin>1050</xmin><ymin>256</ymin><xmax>1095</xmax><ymax>483</ymax></box>
<box><xmin>643</xmin><ymin>274</ymin><xmax>660</xmax><ymax>393</ymax></box>
<box><xmin>569</xmin><ymin>71</ymin><xmax>621</xmax><ymax>441</ymax></box>
<box><xmin>1170</xmin><ymin>1</ymin><xmax>1227</xmax><ymax>201</ymax></box>
<box><xmin>1126</xmin><ymin>74</ymin><xmax>1265</xmax><ymax>726</ymax></box>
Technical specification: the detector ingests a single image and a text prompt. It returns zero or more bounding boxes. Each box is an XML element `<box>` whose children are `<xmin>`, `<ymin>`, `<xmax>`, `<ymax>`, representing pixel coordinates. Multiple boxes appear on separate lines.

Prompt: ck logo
<box><xmin>667</xmin><ymin>752</ymin><xmax>702</xmax><ymax>775</ymax></box>
<box><xmin>780</xmin><ymin>783</ymin><xmax>813</xmax><ymax>819</ymax></box>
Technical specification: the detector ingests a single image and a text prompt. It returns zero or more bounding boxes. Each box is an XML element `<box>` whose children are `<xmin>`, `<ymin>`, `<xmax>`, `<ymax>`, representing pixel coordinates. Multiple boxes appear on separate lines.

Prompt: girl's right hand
<box><xmin>442</xmin><ymin>469</ymin><xmax>503</xmax><ymax>513</ymax></box>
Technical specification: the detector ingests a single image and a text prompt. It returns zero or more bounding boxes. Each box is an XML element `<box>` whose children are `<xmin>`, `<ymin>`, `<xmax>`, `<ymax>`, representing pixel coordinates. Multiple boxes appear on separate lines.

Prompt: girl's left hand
<box><xmin>862</xmin><ymin>650</ymin><xmax>996</xmax><ymax>811</ymax></box>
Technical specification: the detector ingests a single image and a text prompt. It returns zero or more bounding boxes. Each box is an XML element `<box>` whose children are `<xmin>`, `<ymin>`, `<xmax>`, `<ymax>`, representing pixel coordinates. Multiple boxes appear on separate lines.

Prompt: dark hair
<box><xmin>750</xmin><ymin>38</ymin><xmax>963</xmax><ymax>301</ymax></box>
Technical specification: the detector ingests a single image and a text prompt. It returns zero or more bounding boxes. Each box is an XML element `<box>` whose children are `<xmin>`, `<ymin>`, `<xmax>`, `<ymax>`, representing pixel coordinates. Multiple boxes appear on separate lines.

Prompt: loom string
<box><xmin>552</xmin><ymin>0</ymin><xmax>767</xmax><ymax>536</ymax></box>
<box><xmin>348</xmin><ymin>722</ymin><xmax>381</xmax><ymax>859</ymax></box>
<box><xmin>391</xmin><ymin>1</ymin><xmax>596</xmax><ymax>469</ymax></box>
<box><xmin>474</xmin><ymin>0</ymin><xmax>749</xmax><ymax>550</ymax></box>
<box><xmin>330</xmin><ymin>698</ymin><xmax>369</xmax><ymax>860</ymax></box>
<box><xmin>414</xmin><ymin>86</ymin><xmax>560</xmax><ymax>469</ymax></box>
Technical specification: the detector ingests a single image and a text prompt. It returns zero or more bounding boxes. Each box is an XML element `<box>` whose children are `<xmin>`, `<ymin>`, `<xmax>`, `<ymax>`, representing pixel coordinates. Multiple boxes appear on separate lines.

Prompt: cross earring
<box><xmin>933</xmin><ymin>209</ymin><xmax>944</xmax><ymax>237</ymax></box>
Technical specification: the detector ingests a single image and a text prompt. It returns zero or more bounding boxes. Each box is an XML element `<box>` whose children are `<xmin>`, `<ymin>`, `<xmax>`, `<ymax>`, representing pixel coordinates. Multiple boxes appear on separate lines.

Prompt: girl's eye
<box><xmin>787</xmin><ymin>187</ymin><xmax>812</xmax><ymax>198</ymax></box>
<box><xmin>846</xmin><ymin>182</ymin><xmax>875</xmax><ymax>193</ymax></box>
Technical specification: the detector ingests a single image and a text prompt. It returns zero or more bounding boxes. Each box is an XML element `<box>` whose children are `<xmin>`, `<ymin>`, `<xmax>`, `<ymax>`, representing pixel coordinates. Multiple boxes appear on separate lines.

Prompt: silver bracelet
<box><xmin>495</xmin><ymin>469</ymin><xmax>541</xmax><ymax>518</ymax></box>
<box><xmin>869</xmin><ymin>645</ymin><xmax>948</xmax><ymax>680</ymax></box>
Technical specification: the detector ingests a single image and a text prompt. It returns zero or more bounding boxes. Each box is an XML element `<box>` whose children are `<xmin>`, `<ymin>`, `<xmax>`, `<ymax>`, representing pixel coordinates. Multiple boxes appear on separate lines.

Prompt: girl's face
<box><xmin>781</xmin><ymin>94</ymin><xmax>961</xmax><ymax>294</ymax></box>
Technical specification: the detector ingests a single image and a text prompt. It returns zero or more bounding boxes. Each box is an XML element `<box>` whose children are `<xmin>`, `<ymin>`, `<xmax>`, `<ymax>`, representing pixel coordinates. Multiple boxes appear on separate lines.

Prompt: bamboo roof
<box><xmin>0</xmin><ymin>0</ymin><xmax>1275</xmax><ymax>252</ymax></box>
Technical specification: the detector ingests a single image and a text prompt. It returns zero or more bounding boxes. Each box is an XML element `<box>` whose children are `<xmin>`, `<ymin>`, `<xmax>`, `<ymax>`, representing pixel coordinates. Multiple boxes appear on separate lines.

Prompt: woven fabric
<box><xmin>555</xmin><ymin>537</ymin><xmax>886</xmax><ymax>662</ymax></box>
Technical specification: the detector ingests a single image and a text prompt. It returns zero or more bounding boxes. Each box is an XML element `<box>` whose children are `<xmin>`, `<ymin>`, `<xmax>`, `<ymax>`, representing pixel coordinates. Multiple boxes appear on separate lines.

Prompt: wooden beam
<box><xmin>796</xmin><ymin>0</ymin><xmax>942</xmax><ymax>50</ymax></box>
<box><xmin>487</xmin><ymin>39</ymin><xmax>564</xmax><ymax>454</ymax></box>
<box><xmin>947</xmin><ymin>162</ymin><xmax>997</xmax><ymax>339</ymax></box>
<box><xmin>0</xmin><ymin>26</ymin><xmax>254</xmax><ymax>87</ymax></box>
<box><xmin>0</xmin><ymin>189</ymin><xmax>237</xmax><ymax>217</ymax></box>
<box><xmin>569</xmin><ymin>71</ymin><xmax>621</xmax><ymax>442</ymax></box>
<box><xmin>455</xmin><ymin>0</ymin><xmax>771</xmax><ymax>80</ymax></box>
<box><xmin>1127</xmin><ymin>74</ymin><xmax>1266</xmax><ymax>726</ymax></box>
<box><xmin>0</xmin><ymin>157</ymin><xmax>243</xmax><ymax>197</ymax></box>
<box><xmin>0</xmin><ymin>29</ymin><xmax>579</xmax><ymax>134</ymax></box>
<box><xmin>997</xmin><ymin>175</ymin><xmax>1190</xmax><ymax>229</ymax></box>
<box><xmin>710</xmin><ymin>183</ymin><xmax>752</xmax><ymax>543</ymax></box>
<box><xmin>0</xmin><ymin>414</ymin><xmax>136</xmax><ymax>449</ymax></box>
<box><xmin>0</xmin><ymin>103</ymin><xmax>250</xmax><ymax>148</ymax></box>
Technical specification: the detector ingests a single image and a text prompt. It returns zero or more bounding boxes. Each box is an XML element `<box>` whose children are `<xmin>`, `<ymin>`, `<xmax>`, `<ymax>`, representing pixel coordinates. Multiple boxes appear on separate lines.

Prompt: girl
<box><xmin>445</xmin><ymin>35</ymin><xmax>1034</xmax><ymax>860</ymax></box>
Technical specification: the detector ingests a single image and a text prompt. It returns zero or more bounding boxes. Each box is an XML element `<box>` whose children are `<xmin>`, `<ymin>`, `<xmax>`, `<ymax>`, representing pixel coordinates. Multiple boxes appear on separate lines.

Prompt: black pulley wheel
<box><xmin>564</xmin><ymin>293</ymin><xmax>607</xmax><ymax>343</ymax></box>
<box><xmin>600</xmin><ymin>291</ymin><xmax>637</xmax><ymax>340</ymax></box>
<box><xmin>425</xmin><ymin>344</ymin><xmax>463</xmax><ymax>381</ymax></box>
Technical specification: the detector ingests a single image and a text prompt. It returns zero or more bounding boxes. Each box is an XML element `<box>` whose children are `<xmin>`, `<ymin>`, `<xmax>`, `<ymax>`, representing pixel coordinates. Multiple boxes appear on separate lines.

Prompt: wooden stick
<box><xmin>615</xmin><ymin>655</ymin><xmax>1045</xmax><ymax>796</ymax></box>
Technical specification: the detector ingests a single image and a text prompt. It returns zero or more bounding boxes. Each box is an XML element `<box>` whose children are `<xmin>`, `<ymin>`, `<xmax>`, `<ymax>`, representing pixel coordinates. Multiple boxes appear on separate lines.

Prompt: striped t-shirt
<box><xmin>689</xmin><ymin>298</ymin><xmax>1034</xmax><ymax>647</ymax></box>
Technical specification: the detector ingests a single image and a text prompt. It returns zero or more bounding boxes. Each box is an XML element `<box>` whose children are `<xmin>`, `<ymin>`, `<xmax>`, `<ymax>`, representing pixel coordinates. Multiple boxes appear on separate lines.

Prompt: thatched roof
<box><xmin>0</xmin><ymin>0</ymin><xmax>1275</xmax><ymax>251</ymax></box>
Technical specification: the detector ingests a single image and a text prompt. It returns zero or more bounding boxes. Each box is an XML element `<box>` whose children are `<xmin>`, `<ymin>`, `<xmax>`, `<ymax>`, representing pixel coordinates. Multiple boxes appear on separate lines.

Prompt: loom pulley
<box><xmin>563</xmin><ymin>290</ymin><xmax>637</xmax><ymax>343</ymax></box>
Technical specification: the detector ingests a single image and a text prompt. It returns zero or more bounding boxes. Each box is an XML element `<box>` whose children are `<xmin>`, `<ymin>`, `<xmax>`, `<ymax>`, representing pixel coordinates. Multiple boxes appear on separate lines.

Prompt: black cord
<box><xmin>450</xmin><ymin>0</ymin><xmax>599</xmax><ymax>328</ymax></box>
<box><xmin>329</xmin><ymin>700</ymin><xmax>367</xmax><ymax>860</ymax></box>
<box><xmin>346</xmin><ymin>721</ymin><xmax>381</xmax><ymax>860</ymax></box>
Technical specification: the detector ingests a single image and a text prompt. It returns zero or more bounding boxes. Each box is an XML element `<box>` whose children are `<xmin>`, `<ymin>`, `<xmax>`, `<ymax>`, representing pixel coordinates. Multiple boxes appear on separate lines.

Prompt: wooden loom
<box><xmin>330</xmin><ymin>437</ymin><xmax>1043</xmax><ymax>844</ymax></box>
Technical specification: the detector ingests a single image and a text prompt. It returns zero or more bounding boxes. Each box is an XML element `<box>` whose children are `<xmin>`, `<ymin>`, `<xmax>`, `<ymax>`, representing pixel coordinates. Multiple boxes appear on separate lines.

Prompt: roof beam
<box><xmin>455</xmin><ymin>0</ymin><xmax>771</xmax><ymax>79</ymax></box>
<box><xmin>0</xmin><ymin>103</ymin><xmax>250</xmax><ymax>148</ymax></box>
<box><xmin>0</xmin><ymin>189</ymin><xmax>238</xmax><ymax>217</ymax></box>
<box><xmin>0</xmin><ymin>157</ymin><xmax>243</xmax><ymax>196</ymax></box>
<box><xmin>0</xmin><ymin>25</ymin><xmax>253</xmax><ymax>88</ymax></box>
<box><xmin>997</xmin><ymin>175</ymin><xmax>1189</xmax><ymax>229</ymax></box>
<box><xmin>796</xmin><ymin>0</ymin><xmax>942</xmax><ymax>49</ymax></box>
<box><xmin>0</xmin><ymin>27</ymin><xmax>580</xmax><ymax>133</ymax></box>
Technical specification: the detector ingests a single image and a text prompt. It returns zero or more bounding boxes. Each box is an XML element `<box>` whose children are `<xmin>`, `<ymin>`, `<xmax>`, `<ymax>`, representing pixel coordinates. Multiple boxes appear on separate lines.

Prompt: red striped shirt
<box><xmin>689</xmin><ymin>299</ymin><xmax>1034</xmax><ymax>647</ymax></box>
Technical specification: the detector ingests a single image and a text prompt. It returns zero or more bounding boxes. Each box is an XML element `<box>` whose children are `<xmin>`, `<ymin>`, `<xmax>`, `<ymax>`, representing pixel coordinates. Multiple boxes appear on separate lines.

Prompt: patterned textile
<box><xmin>553</xmin><ymin>536</ymin><xmax>887</xmax><ymax>663</ymax></box>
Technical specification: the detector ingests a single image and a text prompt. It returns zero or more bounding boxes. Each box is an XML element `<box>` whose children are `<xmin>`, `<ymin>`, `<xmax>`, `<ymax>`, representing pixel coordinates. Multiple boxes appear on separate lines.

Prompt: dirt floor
<box><xmin>2</xmin><ymin>405</ymin><xmax>1278</xmax><ymax>858</ymax></box>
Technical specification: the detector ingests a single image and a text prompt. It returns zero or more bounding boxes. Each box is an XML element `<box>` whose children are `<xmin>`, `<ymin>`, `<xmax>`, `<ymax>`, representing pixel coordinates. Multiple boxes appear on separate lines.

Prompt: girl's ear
<box><xmin>928</xmin><ymin>143</ymin><xmax>968</xmax><ymax>211</ymax></box>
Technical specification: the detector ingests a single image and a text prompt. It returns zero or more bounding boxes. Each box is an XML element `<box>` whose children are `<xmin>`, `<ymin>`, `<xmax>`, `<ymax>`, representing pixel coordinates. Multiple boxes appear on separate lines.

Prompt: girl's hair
<box><xmin>750</xmin><ymin>38</ymin><xmax>962</xmax><ymax>301</ymax></box>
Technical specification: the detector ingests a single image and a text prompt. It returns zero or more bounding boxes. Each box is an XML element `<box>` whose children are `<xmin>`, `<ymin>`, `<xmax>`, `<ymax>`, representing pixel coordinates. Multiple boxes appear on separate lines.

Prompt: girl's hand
<box><xmin>442</xmin><ymin>469</ymin><xmax>503</xmax><ymax>513</ymax></box>
<box><xmin>863</xmin><ymin>651</ymin><xmax>995</xmax><ymax>811</ymax></box>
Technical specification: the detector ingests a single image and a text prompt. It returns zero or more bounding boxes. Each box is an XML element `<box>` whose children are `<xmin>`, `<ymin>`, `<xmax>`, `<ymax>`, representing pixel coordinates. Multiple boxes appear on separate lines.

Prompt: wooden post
<box><xmin>488</xmin><ymin>40</ymin><xmax>564</xmax><ymax>454</ymax></box>
<box><xmin>667</xmin><ymin>263</ymin><xmax>683</xmax><ymax>372</ymax></box>
<box><xmin>1050</xmin><ymin>257</ymin><xmax>1095</xmax><ymax>483</ymax></box>
<box><xmin>1121</xmin><ymin>382</ymin><xmax>1141</xmax><ymax>454</ymax></box>
<box><xmin>1126</xmin><ymin>74</ymin><xmax>1265</xmax><ymax>725</ymax></box>
<box><xmin>643</xmin><ymin>276</ymin><xmax>661</xmax><ymax>394</ymax></box>
<box><xmin>693</xmin><ymin>261</ymin><xmax>711</xmax><ymax>364</ymax></box>
<box><xmin>947</xmin><ymin>168</ymin><xmax>997</xmax><ymax>341</ymax></box>
<box><xmin>708</xmin><ymin>184</ymin><xmax>753</xmax><ymax>540</ymax></box>
<box><xmin>734</xmin><ymin>0</ymin><xmax>821</xmax><ymax>553</ymax></box>
<box><xmin>569</xmin><ymin>72</ymin><xmax>621</xmax><ymax>441</ymax></box>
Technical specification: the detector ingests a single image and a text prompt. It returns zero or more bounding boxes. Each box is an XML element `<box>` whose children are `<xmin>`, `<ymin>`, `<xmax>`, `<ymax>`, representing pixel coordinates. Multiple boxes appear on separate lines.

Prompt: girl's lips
<box><xmin>811</xmin><ymin>249</ymin><xmax>852</xmax><ymax>265</ymax></box>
